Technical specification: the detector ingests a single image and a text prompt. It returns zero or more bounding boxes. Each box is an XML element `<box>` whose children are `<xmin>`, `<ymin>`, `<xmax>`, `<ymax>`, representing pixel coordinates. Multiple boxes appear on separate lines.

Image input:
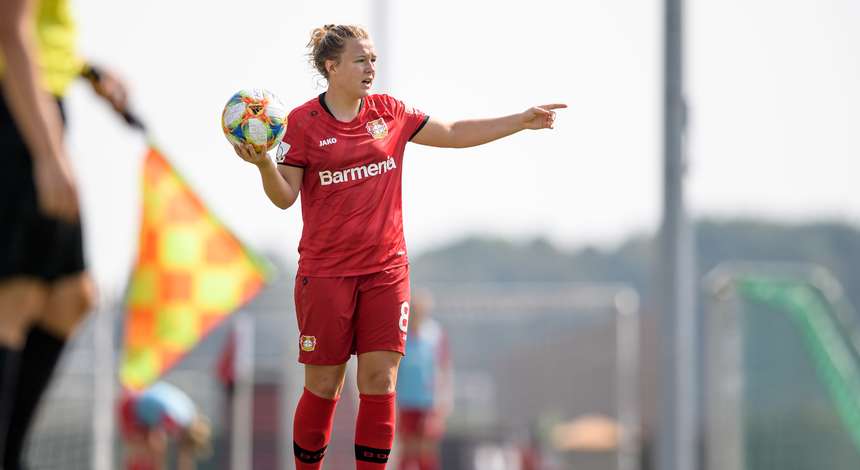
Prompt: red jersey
<box><xmin>276</xmin><ymin>93</ymin><xmax>428</xmax><ymax>276</ymax></box>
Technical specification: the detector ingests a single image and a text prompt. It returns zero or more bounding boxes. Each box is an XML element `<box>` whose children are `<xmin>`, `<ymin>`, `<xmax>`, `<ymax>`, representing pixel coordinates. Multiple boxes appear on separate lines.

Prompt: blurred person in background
<box><xmin>396</xmin><ymin>290</ymin><xmax>452</xmax><ymax>470</ymax></box>
<box><xmin>0</xmin><ymin>0</ymin><xmax>133</xmax><ymax>467</ymax></box>
<box><xmin>232</xmin><ymin>23</ymin><xmax>564</xmax><ymax>470</ymax></box>
<box><xmin>119</xmin><ymin>381</ymin><xmax>212</xmax><ymax>470</ymax></box>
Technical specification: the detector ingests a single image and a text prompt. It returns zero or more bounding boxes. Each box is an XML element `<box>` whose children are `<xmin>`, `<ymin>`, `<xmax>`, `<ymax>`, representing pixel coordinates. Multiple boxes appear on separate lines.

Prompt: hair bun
<box><xmin>309</xmin><ymin>25</ymin><xmax>333</xmax><ymax>49</ymax></box>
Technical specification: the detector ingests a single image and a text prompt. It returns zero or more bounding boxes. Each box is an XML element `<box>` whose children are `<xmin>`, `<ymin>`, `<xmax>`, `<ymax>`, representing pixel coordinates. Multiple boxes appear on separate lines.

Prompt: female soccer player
<box><xmin>232</xmin><ymin>24</ymin><xmax>565</xmax><ymax>470</ymax></box>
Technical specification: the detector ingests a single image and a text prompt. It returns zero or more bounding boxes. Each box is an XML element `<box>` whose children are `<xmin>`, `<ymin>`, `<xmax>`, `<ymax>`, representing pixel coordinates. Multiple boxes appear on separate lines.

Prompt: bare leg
<box><xmin>305</xmin><ymin>363</ymin><xmax>348</xmax><ymax>399</ymax></box>
<box><xmin>0</xmin><ymin>278</ymin><xmax>47</xmax><ymax>347</ymax></box>
<box><xmin>35</xmin><ymin>272</ymin><xmax>96</xmax><ymax>339</ymax></box>
<box><xmin>356</xmin><ymin>351</ymin><xmax>401</xmax><ymax>395</ymax></box>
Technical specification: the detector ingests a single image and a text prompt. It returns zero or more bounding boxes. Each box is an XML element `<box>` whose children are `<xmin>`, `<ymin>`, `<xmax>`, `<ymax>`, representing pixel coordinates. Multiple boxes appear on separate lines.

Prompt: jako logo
<box><xmin>319</xmin><ymin>156</ymin><xmax>396</xmax><ymax>186</ymax></box>
<box><xmin>319</xmin><ymin>137</ymin><xmax>337</xmax><ymax>147</ymax></box>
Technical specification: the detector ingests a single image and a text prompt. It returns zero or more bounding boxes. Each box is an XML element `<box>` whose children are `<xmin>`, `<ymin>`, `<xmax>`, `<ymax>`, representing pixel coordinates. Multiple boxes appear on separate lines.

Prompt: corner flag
<box><xmin>120</xmin><ymin>148</ymin><xmax>270</xmax><ymax>390</ymax></box>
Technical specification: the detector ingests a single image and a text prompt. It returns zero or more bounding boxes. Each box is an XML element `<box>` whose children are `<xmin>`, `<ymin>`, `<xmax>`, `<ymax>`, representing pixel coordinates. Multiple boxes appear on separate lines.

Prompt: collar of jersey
<box><xmin>318</xmin><ymin>92</ymin><xmax>365</xmax><ymax>124</ymax></box>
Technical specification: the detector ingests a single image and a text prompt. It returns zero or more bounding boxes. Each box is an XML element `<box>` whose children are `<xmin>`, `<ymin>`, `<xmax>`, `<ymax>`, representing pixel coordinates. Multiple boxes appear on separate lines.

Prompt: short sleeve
<box><xmin>276</xmin><ymin>111</ymin><xmax>308</xmax><ymax>167</ymax></box>
<box><xmin>387</xmin><ymin>95</ymin><xmax>429</xmax><ymax>142</ymax></box>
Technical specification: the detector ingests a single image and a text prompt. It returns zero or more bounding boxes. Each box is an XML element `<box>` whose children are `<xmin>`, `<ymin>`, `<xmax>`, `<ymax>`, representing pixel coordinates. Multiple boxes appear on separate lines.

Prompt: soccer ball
<box><xmin>221</xmin><ymin>89</ymin><xmax>287</xmax><ymax>151</ymax></box>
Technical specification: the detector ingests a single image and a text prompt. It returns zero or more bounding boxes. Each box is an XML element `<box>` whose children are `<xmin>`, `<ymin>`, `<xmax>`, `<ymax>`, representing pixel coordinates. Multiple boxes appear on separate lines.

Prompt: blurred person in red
<box><xmin>119</xmin><ymin>381</ymin><xmax>212</xmax><ymax>470</ymax></box>
<box><xmin>216</xmin><ymin>327</ymin><xmax>237</xmax><ymax>396</ymax></box>
<box><xmin>0</xmin><ymin>0</ymin><xmax>134</xmax><ymax>467</ymax></box>
<box><xmin>396</xmin><ymin>290</ymin><xmax>453</xmax><ymax>470</ymax></box>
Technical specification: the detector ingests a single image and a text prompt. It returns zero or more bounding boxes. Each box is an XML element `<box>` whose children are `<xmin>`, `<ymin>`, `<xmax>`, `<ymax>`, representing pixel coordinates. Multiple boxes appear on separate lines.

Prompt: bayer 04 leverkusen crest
<box><xmin>366</xmin><ymin>118</ymin><xmax>388</xmax><ymax>140</ymax></box>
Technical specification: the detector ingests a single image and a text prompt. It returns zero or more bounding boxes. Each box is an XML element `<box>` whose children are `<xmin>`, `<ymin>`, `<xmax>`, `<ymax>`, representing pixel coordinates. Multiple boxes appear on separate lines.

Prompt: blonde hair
<box><xmin>307</xmin><ymin>24</ymin><xmax>370</xmax><ymax>79</ymax></box>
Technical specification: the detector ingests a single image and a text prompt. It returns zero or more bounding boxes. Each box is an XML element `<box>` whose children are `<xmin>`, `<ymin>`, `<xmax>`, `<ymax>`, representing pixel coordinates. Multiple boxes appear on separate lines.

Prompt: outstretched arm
<box><xmin>233</xmin><ymin>144</ymin><xmax>302</xmax><ymax>209</ymax></box>
<box><xmin>412</xmin><ymin>103</ymin><xmax>566</xmax><ymax>149</ymax></box>
<box><xmin>0</xmin><ymin>0</ymin><xmax>78</xmax><ymax>221</ymax></box>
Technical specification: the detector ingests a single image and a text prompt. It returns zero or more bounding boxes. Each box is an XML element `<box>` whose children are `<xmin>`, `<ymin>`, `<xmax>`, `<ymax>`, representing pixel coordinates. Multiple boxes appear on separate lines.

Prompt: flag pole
<box><xmin>92</xmin><ymin>290</ymin><xmax>117</xmax><ymax>470</ymax></box>
<box><xmin>658</xmin><ymin>0</ymin><xmax>697</xmax><ymax>468</ymax></box>
<box><xmin>231</xmin><ymin>314</ymin><xmax>255</xmax><ymax>470</ymax></box>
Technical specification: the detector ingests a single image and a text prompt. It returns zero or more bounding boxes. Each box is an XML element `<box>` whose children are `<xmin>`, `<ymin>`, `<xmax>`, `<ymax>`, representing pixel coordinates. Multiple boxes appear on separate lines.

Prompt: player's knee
<box><xmin>59</xmin><ymin>276</ymin><xmax>96</xmax><ymax>323</ymax></box>
<box><xmin>0</xmin><ymin>278</ymin><xmax>47</xmax><ymax>317</ymax></box>
<box><xmin>357</xmin><ymin>351</ymin><xmax>401</xmax><ymax>394</ymax></box>
<box><xmin>39</xmin><ymin>275</ymin><xmax>96</xmax><ymax>337</ymax></box>
<box><xmin>358</xmin><ymin>367</ymin><xmax>397</xmax><ymax>394</ymax></box>
<box><xmin>75</xmin><ymin>276</ymin><xmax>97</xmax><ymax>313</ymax></box>
<box><xmin>0</xmin><ymin>279</ymin><xmax>48</xmax><ymax>345</ymax></box>
<box><xmin>305</xmin><ymin>371</ymin><xmax>345</xmax><ymax>399</ymax></box>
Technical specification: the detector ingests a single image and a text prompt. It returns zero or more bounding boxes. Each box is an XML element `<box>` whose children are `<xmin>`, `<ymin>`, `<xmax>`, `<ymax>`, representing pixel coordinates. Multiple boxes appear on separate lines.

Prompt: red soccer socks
<box><xmin>293</xmin><ymin>388</ymin><xmax>338</xmax><ymax>469</ymax></box>
<box><xmin>355</xmin><ymin>392</ymin><xmax>396</xmax><ymax>469</ymax></box>
<box><xmin>294</xmin><ymin>389</ymin><xmax>397</xmax><ymax>469</ymax></box>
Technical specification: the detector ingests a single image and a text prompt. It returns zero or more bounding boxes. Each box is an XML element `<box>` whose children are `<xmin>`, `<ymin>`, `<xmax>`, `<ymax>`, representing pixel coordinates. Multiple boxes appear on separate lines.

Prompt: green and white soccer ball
<box><xmin>221</xmin><ymin>88</ymin><xmax>287</xmax><ymax>151</ymax></box>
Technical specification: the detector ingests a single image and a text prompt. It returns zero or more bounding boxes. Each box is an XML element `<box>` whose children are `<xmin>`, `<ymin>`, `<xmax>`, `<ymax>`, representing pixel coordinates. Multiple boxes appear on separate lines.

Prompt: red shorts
<box><xmin>397</xmin><ymin>408</ymin><xmax>445</xmax><ymax>440</ymax></box>
<box><xmin>294</xmin><ymin>265</ymin><xmax>410</xmax><ymax>365</ymax></box>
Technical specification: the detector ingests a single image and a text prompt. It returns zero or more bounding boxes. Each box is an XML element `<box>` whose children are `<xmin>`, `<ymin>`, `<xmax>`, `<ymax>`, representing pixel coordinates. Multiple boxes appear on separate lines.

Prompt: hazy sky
<box><xmin>62</xmin><ymin>0</ymin><xmax>860</xmax><ymax>292</ymax></box>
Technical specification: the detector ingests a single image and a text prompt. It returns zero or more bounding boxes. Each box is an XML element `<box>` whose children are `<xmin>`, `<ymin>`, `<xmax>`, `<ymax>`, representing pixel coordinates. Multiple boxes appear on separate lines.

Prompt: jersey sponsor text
<box><xmin>319</xmin><ymin>156</ymin><xmax>397</xmax><ymax>186</ymax></box>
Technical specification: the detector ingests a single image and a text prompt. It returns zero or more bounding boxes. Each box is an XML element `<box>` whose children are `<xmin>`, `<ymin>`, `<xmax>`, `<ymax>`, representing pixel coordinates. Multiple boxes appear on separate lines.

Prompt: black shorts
<box><xmin>0</xmin><ymin>88</ymin><xmax>85</xmax><ymax>282</ymax></box>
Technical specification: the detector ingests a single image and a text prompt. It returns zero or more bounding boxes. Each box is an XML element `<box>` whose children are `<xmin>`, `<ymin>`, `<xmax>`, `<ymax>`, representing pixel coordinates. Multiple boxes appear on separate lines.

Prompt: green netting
<box><xmin>737</xmin><ymin>278</ymin><xmax>860</xmax><ymax>469</ymax></box>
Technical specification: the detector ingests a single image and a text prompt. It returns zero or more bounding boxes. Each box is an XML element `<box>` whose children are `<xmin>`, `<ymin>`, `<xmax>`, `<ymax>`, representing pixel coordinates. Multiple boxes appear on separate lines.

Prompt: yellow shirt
<box><xmin>0</xmin><ymin>0</ymin><xmax>83</xmax><ymax>97</ymax></box>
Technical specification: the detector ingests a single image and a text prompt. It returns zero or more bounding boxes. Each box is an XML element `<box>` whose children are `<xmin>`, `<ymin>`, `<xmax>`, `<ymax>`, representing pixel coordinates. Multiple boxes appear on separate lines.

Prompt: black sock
<box><xmin>0</xmin><ymin>345</ymin><xmax>22</xmax><ymax>462</ymax></box>
<box><xmin>3</xmin><ymin>327</ymin><xmax>65</xmax><ymax>470</ymax></box>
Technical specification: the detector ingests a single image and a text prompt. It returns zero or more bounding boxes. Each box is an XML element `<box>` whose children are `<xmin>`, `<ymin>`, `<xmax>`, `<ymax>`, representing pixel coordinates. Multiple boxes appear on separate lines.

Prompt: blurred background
<box><xmin>21</xmin><ymin>0</ymin><xmax>860</xmax><ymax>469</ymax></box>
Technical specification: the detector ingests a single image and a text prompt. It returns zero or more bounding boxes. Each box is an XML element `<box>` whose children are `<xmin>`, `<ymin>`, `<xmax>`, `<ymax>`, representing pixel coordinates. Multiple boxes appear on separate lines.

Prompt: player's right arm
<box><xmin>233</xmin><ymin>144</ymin><xmax>302</xmax><ymax>209</ymax></box>
<box><xmin>0</xmin><ymin>0</ymin><xmax>78</xmax><ymax>222</ymax></box>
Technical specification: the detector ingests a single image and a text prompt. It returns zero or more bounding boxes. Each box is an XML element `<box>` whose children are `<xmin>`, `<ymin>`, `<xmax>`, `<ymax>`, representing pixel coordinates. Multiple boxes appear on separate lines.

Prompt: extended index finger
<box><xmin>539</xmin><ymin>103</ymin><xmax>568</xmax><ymax>111</ymax></box>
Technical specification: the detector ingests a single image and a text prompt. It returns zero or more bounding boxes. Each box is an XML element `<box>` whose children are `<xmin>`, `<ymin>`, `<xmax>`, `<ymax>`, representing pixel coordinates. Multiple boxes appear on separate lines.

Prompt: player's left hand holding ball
<box><xmin>521</xmin><ymin>103</ymin><xmax>567</xmax><ymax>130</ymax></box>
